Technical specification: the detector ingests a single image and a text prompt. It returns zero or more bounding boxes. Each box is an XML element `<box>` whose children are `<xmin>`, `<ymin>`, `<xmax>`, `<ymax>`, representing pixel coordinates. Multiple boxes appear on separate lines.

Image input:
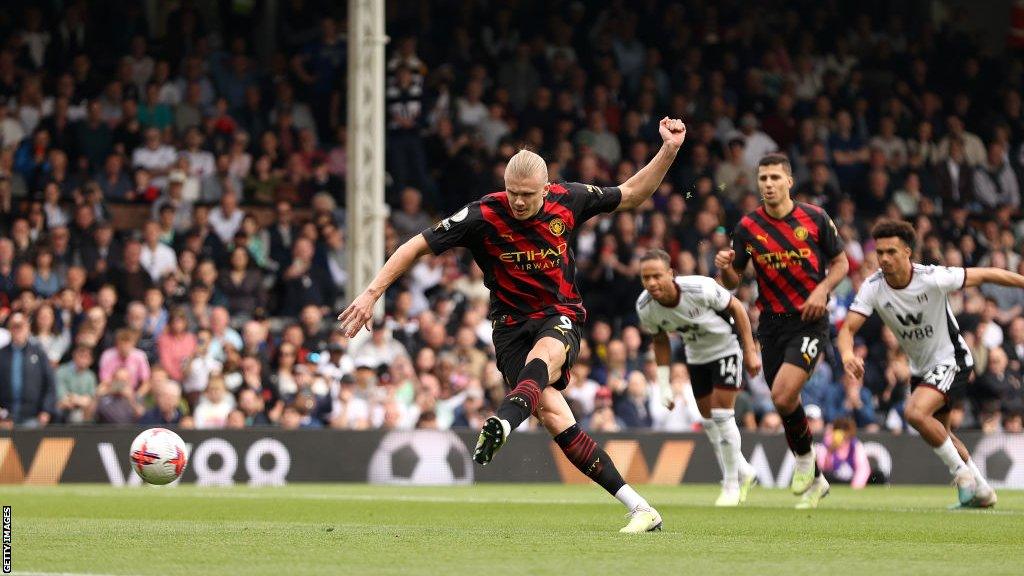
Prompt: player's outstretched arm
<box><xmin>615</xmin><ymin>117</ymin><xmax>686</xmax><ymax>211</ymax></box>
<box><xmin>651</xmin><ymin>332</ymin><xmax>675</xmax><ymax>410</ymax></box>
<box><xmin>727</xmin><ymin>296</ymin><xmax>761</xmax><ymax>376</ymax></box>
<box><xmin>964</xmin><ymin>267</ymin><xmax>1024</xmax><ymax>289</ymax></box>
<box><xmin>836</xmin><ymin>311</ymin><xmax>867</xmax><ymax>380</ymax></box>
<box><xmin>337</xmin><ymin>234</ymin><xmax>432</xmax><ymax>337</ymax></box>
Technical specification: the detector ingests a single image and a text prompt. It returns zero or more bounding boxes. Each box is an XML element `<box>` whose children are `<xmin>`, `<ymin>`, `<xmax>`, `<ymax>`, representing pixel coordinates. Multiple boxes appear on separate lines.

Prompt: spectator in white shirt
<box><xmin>132</xmin><ymin>127</ymin><xmax>177</xmax><ymax>189</ymax></box>
<box><xmin>737</xmin><ymin>113</ymin><xmax>779</xmax><ymax>170</ymax></box>
<box><xmin>178</xmin><ymin>127</ymin><xmax>216</xmax><ymax>181</ymax></box>
<box><xmin>139</xmin><ymin>220</ymin><xmax>177</xmax><ymax>281</ymax></box>
<box><xmin>209</xmin><ymin>188</ymin><xmax>245</xmax><ymax>244</ymax></box>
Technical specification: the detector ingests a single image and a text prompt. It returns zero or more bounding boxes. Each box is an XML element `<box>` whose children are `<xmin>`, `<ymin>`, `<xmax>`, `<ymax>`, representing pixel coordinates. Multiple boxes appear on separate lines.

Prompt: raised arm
<box><xmin>616</xmin><ymin>117</ymin><xmax>686</xmax><ymax>211</ymax></box>
<box><xmin>964</xmin><ymin>267</ymin><xmax>1024</xmax><ymax>289</ymax></box>
<box><xmin>337</xmin><ymin>234</ymin><xmax>432</xmax><ymax>337</ymax></box>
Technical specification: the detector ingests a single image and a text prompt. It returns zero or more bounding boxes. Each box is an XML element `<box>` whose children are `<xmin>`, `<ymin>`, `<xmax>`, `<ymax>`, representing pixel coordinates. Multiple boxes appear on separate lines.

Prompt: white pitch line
<box><xmin>15</xmin><ymin>571</ymin><xmax>137</xmax><ymax>576</ymax></box>
<box><xmin>6</xmin><ymin>486</ymin><xmax>1023</xmax><ymax>516</ymax></box>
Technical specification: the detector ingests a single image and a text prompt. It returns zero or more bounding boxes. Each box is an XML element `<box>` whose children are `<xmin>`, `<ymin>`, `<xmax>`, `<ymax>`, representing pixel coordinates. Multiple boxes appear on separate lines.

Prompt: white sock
<box><xmin>703</xmin><ymin>417</ymin><xmax>725</xmax><ymax>482</ymax></box>
<box><xmin>794</xmin><ymin>446</ymin><xmax>816</xmax><ymax>472</ymax></box>
<box><xmin>966</xmin><ymin>458</ymin><xmax>991</xmax><ymax>490</ymax></box>
<box><xmin>933</xmin><ymin>437</ymin><xmax>967</xmax><ymax>475</ymax></box>
<box><xmin>614</xmin><ymin>484</ymin><xmax>649</xmax><ymax>511</ymax></box>
<box><xmin>712</xmin><ymin>408</ymin><xmax>741</xmax><ymax>489</ymax></box>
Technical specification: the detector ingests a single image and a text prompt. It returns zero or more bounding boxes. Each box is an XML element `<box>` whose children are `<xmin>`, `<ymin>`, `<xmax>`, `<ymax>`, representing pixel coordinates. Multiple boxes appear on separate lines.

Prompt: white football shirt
<box><xmin>849</xmin><ymin>264</ymin><xmax>974</xmax><ymax>377</ymax></box>
<box><xmin>636</xmin><ymin>275</ymin><xmax>741</xmax><ymax>365</ymax></box>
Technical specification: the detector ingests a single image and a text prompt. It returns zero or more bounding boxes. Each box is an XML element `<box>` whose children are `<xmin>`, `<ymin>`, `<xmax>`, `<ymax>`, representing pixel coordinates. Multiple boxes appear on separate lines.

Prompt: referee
<box><xmin>715</xmin><ymin>153</ymin><xmax>849</xmax><ymax>509</ymax></box>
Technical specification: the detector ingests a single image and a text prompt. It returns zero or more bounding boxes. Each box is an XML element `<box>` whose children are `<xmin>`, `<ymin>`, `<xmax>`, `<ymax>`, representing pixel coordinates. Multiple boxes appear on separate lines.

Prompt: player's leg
<box><xmin>691</xmin><ymin>365</ymin><xmax>726</xmax><ymax>484</ymax></box>
<box><xmin>474</xmin><ymin>321</ymin><xmax>535</xmax><ymax>465</ymax></box>
<box><xmin>710</xmin><ymin>384</ymin><xmax>756</xmax><ymax>505</ymax></box>
<box><xmin>933</xmin><ymin>402</ymin><xmax>997</xmax><ymax>507</ymax></box>
<box><xmin>537</xmin><ymin>388</ymin><xmax>662</xmax><ymax>533</ymax></box>
<box><xmin>904</xmin><ymin>383</ymin><xmax>976</xmax><ymax>505</ymax></box>
<box><xmin>770</xmin><ymin>327</ymin><xmax>827</xmax><ymax>500</ymax></box>
<box><xmin>475</xmin><ymin>316</ymin><xmax>575</xmax><ymax>465</ymax></box>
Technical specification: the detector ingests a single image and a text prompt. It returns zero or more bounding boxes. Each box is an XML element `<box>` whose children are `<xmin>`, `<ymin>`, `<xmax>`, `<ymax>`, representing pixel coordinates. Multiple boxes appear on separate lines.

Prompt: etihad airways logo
<box><xmin>755</xmin><ymin>247</ymin><xmax>812</xmax><ymax>269</ymax></box>
<box><xmin>500</xmin><ymin>242</ymin><xmax>568</xmax><ymax>271</ymax></box>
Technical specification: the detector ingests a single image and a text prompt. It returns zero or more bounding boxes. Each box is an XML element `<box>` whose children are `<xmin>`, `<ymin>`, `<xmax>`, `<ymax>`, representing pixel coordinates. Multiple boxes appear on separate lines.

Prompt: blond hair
<box><xmin>504</xmin><ymin>149</ymin><xmax>548</xmax><ymax>183</ymax></box>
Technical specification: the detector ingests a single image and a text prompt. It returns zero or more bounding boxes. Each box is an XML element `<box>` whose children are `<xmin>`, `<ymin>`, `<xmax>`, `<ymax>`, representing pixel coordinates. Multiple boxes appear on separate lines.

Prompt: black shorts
<box><xmin>492</xmin><ymin>314</ymin><xmax>582</xmax><ymax>391</ymax></box>
<box><xmin>910</xmin><ymin>365</ymin><xmax>972</xmax><ymax>414</ymax></box>
<box><xmin>756</xmin><ymin>313</ymin><xmax>829</xmax><ymax>388</ymax></box>
<box><xmin>687</xmin><ymin>353</ymin><xmax>743</xmax><ymax>398</ymax></box>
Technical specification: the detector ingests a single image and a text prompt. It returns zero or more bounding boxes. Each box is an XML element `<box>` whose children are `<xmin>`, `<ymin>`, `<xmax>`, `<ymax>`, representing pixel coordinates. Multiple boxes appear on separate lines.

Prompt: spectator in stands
<box><xmin>817</xmin><ymin>416</ymin><xmax>872</xmax><ymax>489</ymax></box>
<box><xmin>98</xmin><ymin>328</ymin><xmax>151</xmax><ymax>397</ymax></box>
<box><xmin>192</xmin><ymin>373</ymin><xmax>235</xmax><ymax>429</ymax></box>
<box><xmin>138</xmin><ymin>377</ymin><xmax>186</xmax><ymax>425</ymax></box>
<box><xmin>0</xmin><ymin>312</ymin><xmax>55</xmax><ymax>426</ymax></box>
<box><xmin>91</xmin><ymin>366</ymin><xmax>143</xmax><ymax>424</ymax></box>
<box><xmin>55</xmin><ymin>345</ymin><xmax>97</xmax><ymax>423</ymax></box>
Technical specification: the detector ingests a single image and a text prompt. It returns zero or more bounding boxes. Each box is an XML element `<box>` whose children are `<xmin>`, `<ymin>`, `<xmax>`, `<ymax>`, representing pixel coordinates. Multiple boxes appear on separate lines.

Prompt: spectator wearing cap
<box><xmin>0</xmin><ymin>312</ymin><xmax>56</xmax><ymax>426</ymax></box>
<box><xmin>584</xmin><ymin>386</ymin><xmax>625</xmax><ymax>432</ymax></box>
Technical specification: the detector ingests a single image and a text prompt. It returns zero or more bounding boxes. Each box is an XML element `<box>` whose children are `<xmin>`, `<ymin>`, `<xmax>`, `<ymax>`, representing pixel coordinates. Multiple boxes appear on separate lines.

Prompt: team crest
<box><xmin>549</xmin><ymin>217</ymin><xmax>566</xmax><ymax>236</ymax></box>
<box><xmin>794</xmin><ymin>226</ymin><xmax>809</xmax><ymax>241</ymax></box>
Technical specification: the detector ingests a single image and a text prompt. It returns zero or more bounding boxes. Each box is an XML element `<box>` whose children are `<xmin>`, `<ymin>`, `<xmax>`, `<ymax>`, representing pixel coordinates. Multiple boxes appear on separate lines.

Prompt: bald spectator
<box><xmin>138</xmin><ymin>378</ymin><xmax>186</xmax><ymax>425</ymax></box>
<box><xmin>0</xmin><ymin>313</ymin><xmax>55</xmax><ymax>427</ymax></box>
<box><xmin>390</xmin><ymin>187</ymin><xmax>432</xmax><ymax>244</ymax></box>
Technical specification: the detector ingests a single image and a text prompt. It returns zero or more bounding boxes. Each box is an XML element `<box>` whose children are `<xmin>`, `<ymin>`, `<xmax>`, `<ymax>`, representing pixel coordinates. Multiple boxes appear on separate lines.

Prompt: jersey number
<box><xmin>553</xmin><ymin>315</ymin><xmax>572</xmax><ymax>335</ymax></box>
<box><xmin>800</xmin><ymin>337</ymin><xmax>819</xmax><ymax>358</ymax></box>
<box><xmin>924</xmin><ymin>365</ymin><xmax>953</xmax><ymax>391</ymax></box>
<box><xmin>719</xmin><ymin>356</ymin><xmax>738</xmax><ymax>378</ymax></box>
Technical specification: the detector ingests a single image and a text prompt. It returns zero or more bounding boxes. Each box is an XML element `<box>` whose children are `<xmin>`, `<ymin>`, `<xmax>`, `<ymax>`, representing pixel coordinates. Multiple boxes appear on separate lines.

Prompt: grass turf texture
<box><xmin>3</xmin><ymin>483</ymin><xmax>1023</xmax><ymax>576</ymax></box>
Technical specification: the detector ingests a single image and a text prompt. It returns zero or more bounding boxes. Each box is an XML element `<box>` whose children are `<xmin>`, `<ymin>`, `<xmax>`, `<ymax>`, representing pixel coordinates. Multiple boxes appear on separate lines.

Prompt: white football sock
<box><xmin>614</xmin><ymin>484</ymin><xmax>649</xmax><ymax>511</ymax></box>
<box><xmin>713</xmin><ymin>408</ymin><xmax>742</xmax><ymax>489</ymax></box>
<box><xmin>933</xmin><ymin>437</ymin><xmax>967</xmax><ymax>475</ymax></box>
<box><xmin>703</xmin><ymin>417</ymin><xmax>725</xmax><ymax>482</ymax></box>
<box><xmin>966</xmin><ymin>458</ymin><xmax>991</xmax><ymax>490</ymax></box>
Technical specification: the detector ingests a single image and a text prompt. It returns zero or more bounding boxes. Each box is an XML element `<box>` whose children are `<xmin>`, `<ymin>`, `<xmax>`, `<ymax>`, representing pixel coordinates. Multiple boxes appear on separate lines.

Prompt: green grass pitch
<box><xmin>3</xmin><ymin>483</ymin><xmax>1023</xmax><ymax>576</ymax></box>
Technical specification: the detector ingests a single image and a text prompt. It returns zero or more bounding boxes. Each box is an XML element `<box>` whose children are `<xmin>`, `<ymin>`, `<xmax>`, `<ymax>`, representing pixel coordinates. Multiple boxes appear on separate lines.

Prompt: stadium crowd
<box><xmin>1</xmin><ymin>0</ymin><xmax>1023</xmax><ymax>437</ymax></box>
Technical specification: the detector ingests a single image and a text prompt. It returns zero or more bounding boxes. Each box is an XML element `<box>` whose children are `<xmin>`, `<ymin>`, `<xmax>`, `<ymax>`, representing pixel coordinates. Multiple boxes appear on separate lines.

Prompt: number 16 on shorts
<box><xmin>800</xmin><ymin>337</ymin><xmax>819</xmax><ymax>366</ymax></box>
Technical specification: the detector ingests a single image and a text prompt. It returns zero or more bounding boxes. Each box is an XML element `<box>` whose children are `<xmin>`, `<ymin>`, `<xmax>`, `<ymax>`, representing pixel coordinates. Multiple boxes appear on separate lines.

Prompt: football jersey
<box><xmin>849</xmin><ymin>263</ymin><xmax>973</xmax><ymax>377</ymax></box>
<box><xmin>731</xmin><ymin>202</ymin><xmax>845</xmax><ymax>313</ymax></box>
<box><xmin>421</xmin><ymin>182</ymin><xmax>622</xmax><ymax>324</ymax></box>
<box><xmin>636</xmin><ymin>275</ymin><xmax>741</xmax><ymax>365</ymax></box>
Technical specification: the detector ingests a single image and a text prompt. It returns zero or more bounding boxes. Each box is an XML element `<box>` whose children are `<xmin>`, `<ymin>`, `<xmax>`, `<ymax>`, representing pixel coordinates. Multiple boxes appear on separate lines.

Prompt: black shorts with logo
<box><xmin>492</xmin><ymin>314</ymin><xmax>582</xmax><ymax>391</ymax></box>
<box><xmin>687</xmin><ymin>353</ymin><xmax>743</xmax><ymax>399</ymax></box>
<box><xmin>756</xmin><ymin>312</ymin><xmax>830</xmax><ymax>388</ymax></box>
<box><xmin>910</xmin><ymin>365</ymin><xmax>972</xmax><ymax>414</ymax></box>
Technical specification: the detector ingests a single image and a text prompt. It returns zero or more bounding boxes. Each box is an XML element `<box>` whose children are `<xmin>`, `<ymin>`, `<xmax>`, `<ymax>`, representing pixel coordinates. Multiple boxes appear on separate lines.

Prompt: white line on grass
<box><xmin>6</xmin><ymin>486</ymin><xmax>1022</xmax><ymax>516</ymax></box>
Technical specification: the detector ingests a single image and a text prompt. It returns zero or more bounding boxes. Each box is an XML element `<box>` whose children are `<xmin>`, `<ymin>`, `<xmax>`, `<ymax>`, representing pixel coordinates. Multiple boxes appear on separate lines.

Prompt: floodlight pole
<box><xmin>345</xmin><ymin>0</ymin><xmax>388</xmax><ymax>311</ymax></box>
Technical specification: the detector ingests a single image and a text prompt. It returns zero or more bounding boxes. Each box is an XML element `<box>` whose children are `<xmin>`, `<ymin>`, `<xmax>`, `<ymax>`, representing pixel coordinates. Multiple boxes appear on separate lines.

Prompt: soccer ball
<box><xmin>130</xmin><ymin>428</ymin><xmax>189</xmax><ymax>485</ymax></box>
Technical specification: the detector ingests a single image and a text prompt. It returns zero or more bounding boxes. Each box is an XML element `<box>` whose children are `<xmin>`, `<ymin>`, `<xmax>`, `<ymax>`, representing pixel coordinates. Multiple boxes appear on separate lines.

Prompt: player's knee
<box><xmin>904</xmin><ymin>404</ymin><xmax>927</xmax><ymax>429</ymax></box>
<box><xmin>771</xmin><ymin>387</ymin><xmax>797</xmax><ymax>412</ymax></box>
<box><xmin>538</xmin><ymin>406</ymin><xmax>572</xmax><ymax>435</ymax></box>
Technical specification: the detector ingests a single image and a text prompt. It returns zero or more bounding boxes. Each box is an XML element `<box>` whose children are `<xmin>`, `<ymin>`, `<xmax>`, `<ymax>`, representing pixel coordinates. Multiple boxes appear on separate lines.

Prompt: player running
<box><xmin>715</xmin><ymin>153</ymin><xmax>849</xmax><ymax>509</ymax></box>
<box><xmin>837</xmin><ymin>219</ymin><xmax>1009</xmax><ymax>508</ymax></box>
<box><xmin>339</xmin><ymin>117</ymin><xmax>687</xmax><ymax>533</ymax></box>
<box><xmin>636</xmin><ymin>249</ymin><xmax>761</xmax><ymax>506</ymax></box>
